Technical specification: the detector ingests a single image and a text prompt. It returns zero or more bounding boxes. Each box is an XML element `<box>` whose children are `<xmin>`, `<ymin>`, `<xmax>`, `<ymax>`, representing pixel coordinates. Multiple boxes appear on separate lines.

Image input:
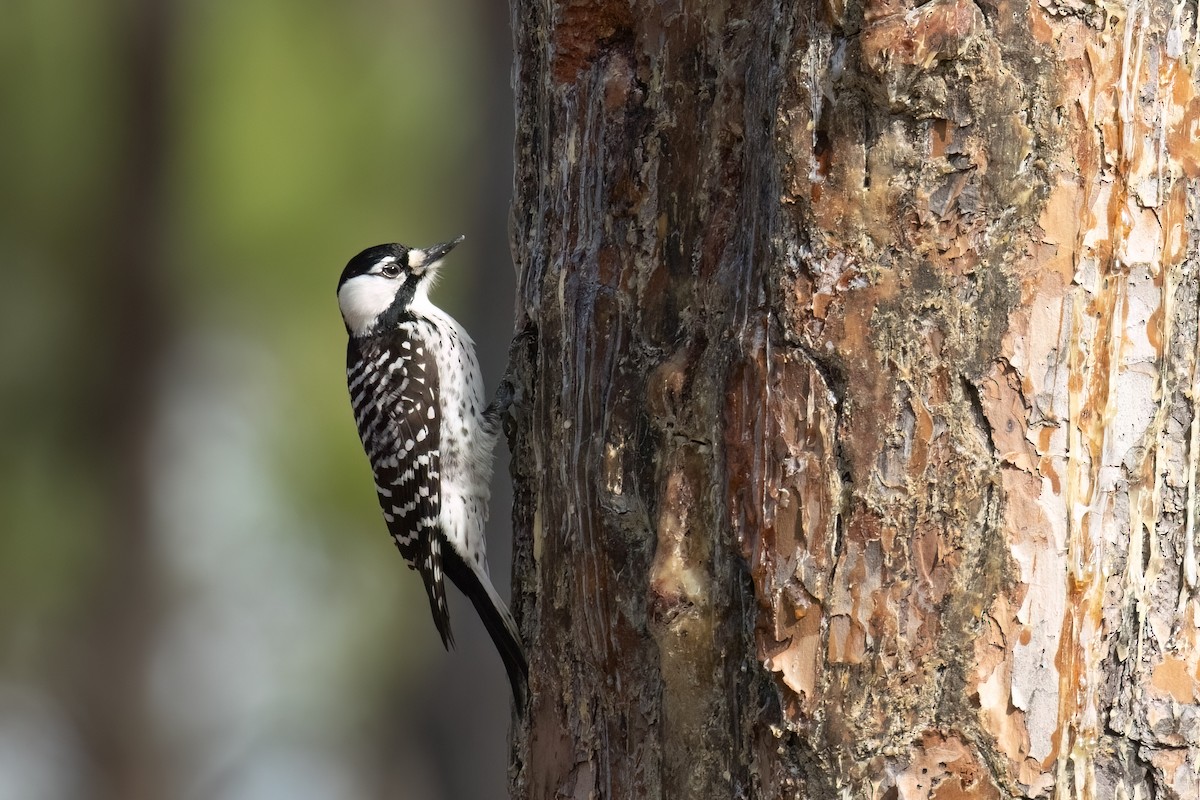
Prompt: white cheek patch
<box><xmin>338</xmin><ymin>274</ymin><xmax>398</xmax><ymax>335</ymax></box>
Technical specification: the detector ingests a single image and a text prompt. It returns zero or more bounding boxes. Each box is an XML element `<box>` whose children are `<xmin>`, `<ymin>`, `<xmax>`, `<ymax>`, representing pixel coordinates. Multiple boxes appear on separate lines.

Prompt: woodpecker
<box><xmin>336</xmin><ymin>235</ymin><xmax>527</xmax><ymax>709</ymax></box>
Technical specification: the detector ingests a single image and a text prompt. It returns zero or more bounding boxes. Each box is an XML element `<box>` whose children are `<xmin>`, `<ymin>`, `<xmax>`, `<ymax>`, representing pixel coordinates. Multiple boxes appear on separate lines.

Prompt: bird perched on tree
<box><xmin>336</xmin><ymin>235</ymin><xmax>527</xmax><ymax>709</ymax></box>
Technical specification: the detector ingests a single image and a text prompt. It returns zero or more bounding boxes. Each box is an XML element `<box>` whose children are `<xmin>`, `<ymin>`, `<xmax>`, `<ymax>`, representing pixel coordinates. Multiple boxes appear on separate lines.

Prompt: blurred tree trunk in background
<box><xmin>507</xmin><ymin>0</ymin><xmax>1199</xmax><ymax>798</ymax></box>
<box><xmin>59</xmin><ymin>1</ymin><xmax>176</xmax><ymax>798</ymax></box>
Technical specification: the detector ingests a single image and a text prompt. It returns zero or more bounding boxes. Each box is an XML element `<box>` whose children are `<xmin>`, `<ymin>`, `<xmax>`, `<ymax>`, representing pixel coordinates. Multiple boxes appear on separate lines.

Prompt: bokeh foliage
<box><xmin>0</xmin><ymin>1</ymin><xmax>514</xmax><ymax>797</ymax></box>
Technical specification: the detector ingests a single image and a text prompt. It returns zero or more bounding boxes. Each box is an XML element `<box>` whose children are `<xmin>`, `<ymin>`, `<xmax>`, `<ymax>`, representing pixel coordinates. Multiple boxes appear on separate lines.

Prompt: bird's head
<box><xmin>336</xmin><ymin>235</ymin><xmax>464</xmax><ymax>337</ymax></box>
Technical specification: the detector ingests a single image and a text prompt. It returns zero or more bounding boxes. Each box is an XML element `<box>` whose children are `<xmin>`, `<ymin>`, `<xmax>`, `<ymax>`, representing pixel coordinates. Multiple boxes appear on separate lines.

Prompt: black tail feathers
<box><xmin>442</xmin><ymin>548</ymin><xmax>529</xmax><ymax>713</ymax></box>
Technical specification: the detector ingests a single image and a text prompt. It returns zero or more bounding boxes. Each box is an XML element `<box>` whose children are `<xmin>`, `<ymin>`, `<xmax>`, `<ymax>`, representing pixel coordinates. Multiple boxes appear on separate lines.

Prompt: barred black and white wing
<box><xmin>347</xmin><ymin>331</ymin><xmax>454</xmax><ymax>648</ymax></box>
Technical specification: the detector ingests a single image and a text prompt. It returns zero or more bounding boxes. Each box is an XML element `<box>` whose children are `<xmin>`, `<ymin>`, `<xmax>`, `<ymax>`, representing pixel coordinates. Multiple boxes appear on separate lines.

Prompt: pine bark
<box><xmin>506</xmin><ymin>0</ymin><xmax>1200</xmax><ymax>798</ymax></box>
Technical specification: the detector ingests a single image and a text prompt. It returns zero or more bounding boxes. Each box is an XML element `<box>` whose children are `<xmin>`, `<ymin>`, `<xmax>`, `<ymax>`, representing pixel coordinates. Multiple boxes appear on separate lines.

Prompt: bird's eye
<box><xmin>381</xmin><ymin>264</ymin><xmax>400</xmax><ymax>278</ymax></box>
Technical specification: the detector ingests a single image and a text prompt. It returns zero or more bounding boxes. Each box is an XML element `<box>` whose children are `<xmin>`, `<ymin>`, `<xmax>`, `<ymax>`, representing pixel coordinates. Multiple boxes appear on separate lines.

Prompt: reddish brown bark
<box><xmin>507</xmin><ymin>0</ymin><xmax>1200</xmax><ymax>797</ymax></box>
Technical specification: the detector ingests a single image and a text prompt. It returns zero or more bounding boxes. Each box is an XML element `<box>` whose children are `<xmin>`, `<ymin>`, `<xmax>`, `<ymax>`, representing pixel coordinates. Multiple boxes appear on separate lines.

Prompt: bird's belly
<box><xmin>438</xmin><ymin>474</ymin><xmax>490</xmax><ymax>565</ymax></box>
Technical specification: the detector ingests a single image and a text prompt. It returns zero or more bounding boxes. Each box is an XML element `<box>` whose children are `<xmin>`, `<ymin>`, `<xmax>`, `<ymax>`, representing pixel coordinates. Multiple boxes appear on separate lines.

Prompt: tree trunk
<box><xmin>62</xmin><ymin>2</ymin><xmax>176</xmax><ymax>798</ymax></box>
<box><xmin>507</xmin><ymin>0</ymin><xmax>1199</xmax><ymax>797</ymax></box>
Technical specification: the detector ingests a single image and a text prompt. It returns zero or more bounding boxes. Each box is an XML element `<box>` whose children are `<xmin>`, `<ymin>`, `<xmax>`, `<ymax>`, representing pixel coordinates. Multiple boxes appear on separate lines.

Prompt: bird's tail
<box><xmin>442</xmin><ymin>549</ymin><xmax>529</xmax><ymax>713</ymax></box>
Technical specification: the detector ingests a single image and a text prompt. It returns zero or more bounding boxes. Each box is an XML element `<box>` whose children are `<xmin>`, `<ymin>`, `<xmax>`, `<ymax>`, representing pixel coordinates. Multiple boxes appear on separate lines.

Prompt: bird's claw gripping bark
<box><xmin>486</xmin><ymin>323</ymin><xmax>537</xmax><ymax>438</ymax></box>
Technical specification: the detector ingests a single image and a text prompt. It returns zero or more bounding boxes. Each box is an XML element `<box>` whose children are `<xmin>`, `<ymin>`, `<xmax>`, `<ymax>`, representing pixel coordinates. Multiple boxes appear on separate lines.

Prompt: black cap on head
<box><xmin>337</xmin><ymin>243</ymin><xmax>409</xmax><ymax>291</ymax></box>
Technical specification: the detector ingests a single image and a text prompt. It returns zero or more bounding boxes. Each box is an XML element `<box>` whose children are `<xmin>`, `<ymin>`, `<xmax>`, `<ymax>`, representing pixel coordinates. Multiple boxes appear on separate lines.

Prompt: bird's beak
<box><xmin>409</xmin><ymin>235</ymin><xmax>465</xmax><ymax>275</ymax></box>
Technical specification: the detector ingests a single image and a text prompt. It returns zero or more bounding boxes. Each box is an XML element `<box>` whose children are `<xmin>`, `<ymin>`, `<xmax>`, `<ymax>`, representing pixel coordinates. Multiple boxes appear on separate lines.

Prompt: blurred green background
<box><xmin>0</xmin><ymin>0</ymin><xmax>519</xmax><ymax>798</ymax></box>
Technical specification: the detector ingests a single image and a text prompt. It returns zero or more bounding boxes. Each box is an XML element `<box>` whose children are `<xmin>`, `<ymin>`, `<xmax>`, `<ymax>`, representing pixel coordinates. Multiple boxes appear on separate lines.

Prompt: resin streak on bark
<box><xmin>510</xmin><ymin>1</ymin><xmax>781</xmax><ymax>796</ymax></box>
